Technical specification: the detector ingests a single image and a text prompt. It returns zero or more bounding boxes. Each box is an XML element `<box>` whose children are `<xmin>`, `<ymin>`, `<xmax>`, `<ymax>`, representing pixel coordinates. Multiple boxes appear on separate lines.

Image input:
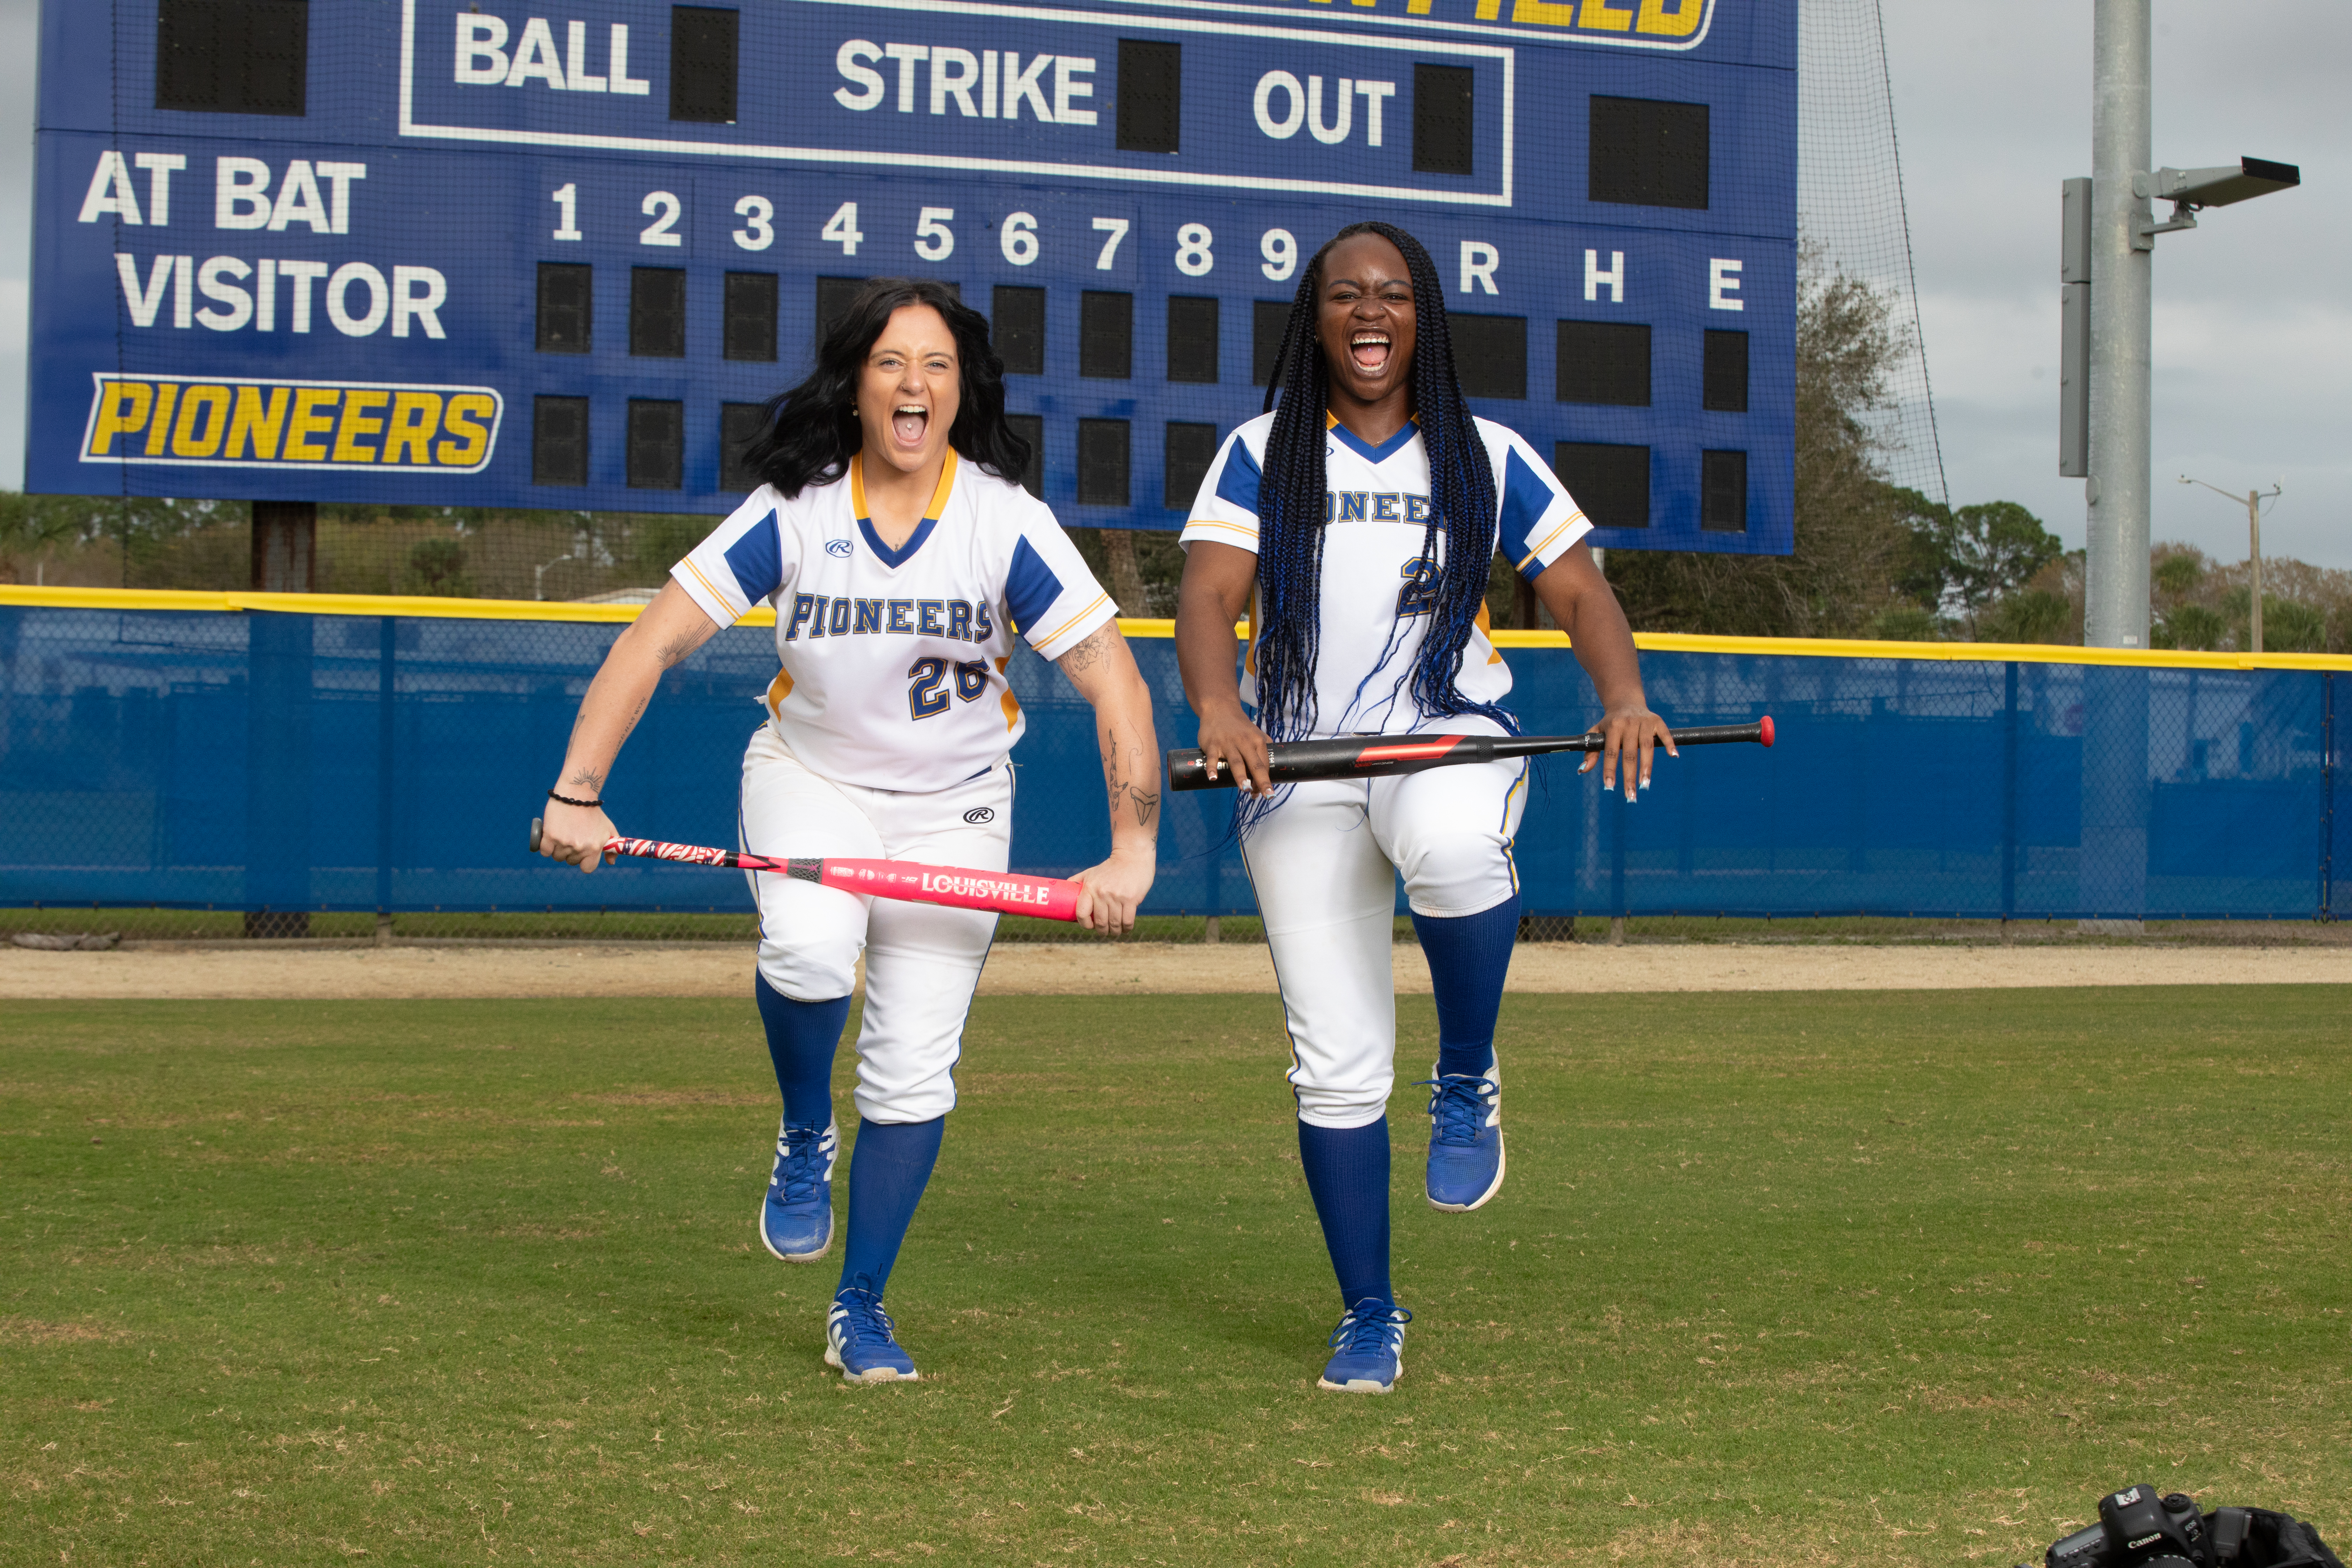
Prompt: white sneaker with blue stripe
<box><xmin>758</xmin><ymin>1116</ymin><xmax>836</xmax><ymax>1262</ymax></box>
<box><xmin>825</xmin><ymin>1285</ymin><xmax>918</xmax><ymax>1382</ymax></box>
<box><xmin>1318</xmin><ymin>1298</ymin><xmax>1411</xmax><ymax>1393</ymax></box>
<box><xmin>1421</xmin><ymin>1065</ymin><xmax>1505</xmax><ymax>1212</ymax></box>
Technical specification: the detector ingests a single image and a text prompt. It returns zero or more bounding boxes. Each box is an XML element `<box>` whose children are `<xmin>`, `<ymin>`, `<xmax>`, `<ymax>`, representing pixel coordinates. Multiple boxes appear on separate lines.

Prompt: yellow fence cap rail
<box><xmin>4</xmin><ymin>586</ymin><xmax>2346</xmax><ymax>671</ymax></box>
<box><xmin>1485</xmin><ymin>625</ymin><xmax>2352</xmax><ymax>672</ymax></box>
<box><xmin>0</xmin><ymin>583</ymin><xmax>779</xmax><ymax>627</ymax></box>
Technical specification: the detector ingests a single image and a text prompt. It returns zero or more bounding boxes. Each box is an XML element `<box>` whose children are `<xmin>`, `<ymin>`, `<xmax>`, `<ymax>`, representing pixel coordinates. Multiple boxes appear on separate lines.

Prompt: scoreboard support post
<box><xmin>250</xmin><ymin>500</ymin><xmax>317</xmax><ymax>595</ymax></box>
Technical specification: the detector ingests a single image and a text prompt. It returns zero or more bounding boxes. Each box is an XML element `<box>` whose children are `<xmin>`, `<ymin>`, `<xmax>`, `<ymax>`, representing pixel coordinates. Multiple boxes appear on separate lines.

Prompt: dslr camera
<box><xmin>2046</xmin><ymin>1485</ymin><xmax>2208</xmax><ymax>1568</ymax></box>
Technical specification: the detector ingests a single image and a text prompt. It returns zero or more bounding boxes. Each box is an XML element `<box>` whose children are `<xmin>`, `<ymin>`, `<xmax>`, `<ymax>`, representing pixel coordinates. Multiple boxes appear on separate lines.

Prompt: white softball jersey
<box><xmin>671</xmin><ymin>450</ymin><xmax>1117</xmax><ymax>793</ymax></box>
<box><xmin>1178</xmin><ymin>412</ymin><xmax>1591</xmax><ymax>737</ymax></box>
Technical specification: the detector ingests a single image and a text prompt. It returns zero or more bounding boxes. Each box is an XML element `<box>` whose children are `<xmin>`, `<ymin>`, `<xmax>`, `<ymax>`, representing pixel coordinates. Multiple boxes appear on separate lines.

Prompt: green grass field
<box><xmin>6</xmin><ymin>988</ymin><xmax>2347</xmax><ymax>1567</ymax></box>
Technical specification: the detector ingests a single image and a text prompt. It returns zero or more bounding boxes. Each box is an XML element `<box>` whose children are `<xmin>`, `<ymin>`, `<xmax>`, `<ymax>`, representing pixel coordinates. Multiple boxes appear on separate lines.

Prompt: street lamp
<box><xmin>535</xmin><ymin>527</ymin><xmax>592</xmax><ymax>601</ymax></box>
<box><xmin>2175</xmin><ymin>477</ymin><xmax>2281</xmax><ymax>653</ymax></box>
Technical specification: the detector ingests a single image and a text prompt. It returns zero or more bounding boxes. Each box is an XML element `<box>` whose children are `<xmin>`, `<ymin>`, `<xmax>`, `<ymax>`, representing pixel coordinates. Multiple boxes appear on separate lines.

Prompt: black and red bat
<box><xmin>1166</xmin><ymin>717</ymin><xmax>1773</xmax><ymax>792</ymax></box>
<box><xmin>527</xmin><ymin>820</ymin><xmax>1084</xmax><ymax>921</ymax></box>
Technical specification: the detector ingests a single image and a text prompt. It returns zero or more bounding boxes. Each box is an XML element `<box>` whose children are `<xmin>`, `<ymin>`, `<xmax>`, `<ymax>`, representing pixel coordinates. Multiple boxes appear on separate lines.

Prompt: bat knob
<box><xmin>1759</xmin><ymin>715</ymin><xmax>1775</xmax><ymax>748</ymax></box>
<box><xmin>529</xmin><ymin>817</ymin><xmax>544</xmax><ymax>854</ymax></box>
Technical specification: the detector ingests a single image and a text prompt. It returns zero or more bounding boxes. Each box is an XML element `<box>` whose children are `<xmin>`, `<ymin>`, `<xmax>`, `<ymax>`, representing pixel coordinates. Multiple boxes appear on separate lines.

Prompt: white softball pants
<box><xmin>1241</xmin><ymin>756</ymin><xmax>1527</xmax><ymax>1130</ymax></box>
<box><xmin>738</xmin><ymin>724</ymin><xmax>1011</xmax><ymax>1125</ymax></box>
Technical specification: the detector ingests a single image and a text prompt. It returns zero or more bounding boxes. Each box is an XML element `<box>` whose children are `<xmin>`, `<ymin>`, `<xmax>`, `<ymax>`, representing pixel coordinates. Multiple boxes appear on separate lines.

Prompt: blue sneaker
<box><xmin>1318</xmin><ymin>1298</ymin><xmax>1410</xmax><ymax>1393</ymax></box>
<box><xmin>758</xmin><ymin>1117</ymin><xmax>836</xmax><ymax>1263</ymax></box>
<box><xmin>1421</xmin><ymin>1068</ymin><xmax>1505</xmax><ymax>1212</ymax></box>
<box><xmin>825</xmin><ymin>1286</ymin><xmax>918</xmax><ymax>1382</ymax></box>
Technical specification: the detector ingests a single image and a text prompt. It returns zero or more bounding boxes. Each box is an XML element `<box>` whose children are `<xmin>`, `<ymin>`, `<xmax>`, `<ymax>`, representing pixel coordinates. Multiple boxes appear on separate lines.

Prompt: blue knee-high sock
<box><xmin>1297</xmin><ymin>1118</ymin><xmax>1392</xmax><ymax>1308</ymax></box>
<box><xmin>755</xmin><ymin>972</ymin><xmax>852</xmax><ymax>1128</ymax></box>
<box><xmin>1411</xmin><ymin>894</ymin><xmax>1519</xmax><ymax>1079</ymax></box>
<box><xmin>836</xmin><ymin>1116</ymin><xmax>946</xmax><ymax>1299</ymax></box>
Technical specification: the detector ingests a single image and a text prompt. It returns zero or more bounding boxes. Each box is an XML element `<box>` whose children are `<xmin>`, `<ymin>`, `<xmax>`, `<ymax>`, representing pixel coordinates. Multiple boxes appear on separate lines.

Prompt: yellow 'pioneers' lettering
<box><xmin>435</xmin><ymin>394</ymin><xmax>495</xmax><ymax>468</ymax></box>
<box><xmin>332</xmin><ymin>389</ymin><xmax>391</xmax><ymax>463</ymax></box>
<box><xmin>171</xmin><ymin>385</ymin><xmax>233</xmax><ymax>458</ymax></box>
<box><xmin>284</xmin><ymin>388</ymin><xmax>340</xmax><ymax>461</ymax></box>
<box><xmin>79</xmin><ymin>375</ymin><xmax>504</xmax><ymax>472</ymax></box>
<box><xmin>89</xmin><ymin>382</ymin><xmax>153</xmax><ymax>456</ymax></box>
<box><xmin>383</xmin><ymin>392</ymin><xmax>443</xmax><ymax>466</ymax></box>
<box><xmin>227</xmin><ymin>386</ymin><xmax>290</xmax><ymax>460</ymax></box>
<box><xmin>144</xmin><ymin>384</ymin><xmax>180</xmax><ymax>457</ymax></box>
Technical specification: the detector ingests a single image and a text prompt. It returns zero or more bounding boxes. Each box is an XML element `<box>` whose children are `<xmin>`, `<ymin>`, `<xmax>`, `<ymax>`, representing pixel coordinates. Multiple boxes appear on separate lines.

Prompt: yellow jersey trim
<box><xmin>1516</xmin><ymin>509</ymin><xmax>1589</xmax><ymax>570</ymax></box>
<box><xmin>850</xmin><ymin>448</ymin><xmax>959</xmax><ymax>529</ymax></box>
<box><xmin>676</xmin><ymin>556</ymin><xmax>735</xmax><ymax>620</ymax></box>
<box><xmin>1027</xmin><ymin>592</ymin><xmax>1114</xmax><ymax>655</ymax></box>
<box><xmin>1183</xmin><ymin>518</ymin><xmax>1259</xmax><ymax>542</ymax></box>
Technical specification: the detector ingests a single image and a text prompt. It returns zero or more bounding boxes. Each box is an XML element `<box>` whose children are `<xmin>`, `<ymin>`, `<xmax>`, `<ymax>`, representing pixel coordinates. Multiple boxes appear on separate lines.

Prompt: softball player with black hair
<box><xmin>538</xmin><ymin>278</ymin><xmax>1159</xmax><ymax>1382</ymax></box>
<box><xmin>1175</xmin><ymin>223</ymin><xmax>1670</xmax><ymax>1393</ymax></box>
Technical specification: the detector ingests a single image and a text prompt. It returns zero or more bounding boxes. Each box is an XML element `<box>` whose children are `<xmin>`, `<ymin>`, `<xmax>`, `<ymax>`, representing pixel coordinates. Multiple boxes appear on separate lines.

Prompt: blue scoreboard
<box><xmin>29</xmin><ymin>0</ymin><xmax>1794</xmax><ymax>553</ymax></box>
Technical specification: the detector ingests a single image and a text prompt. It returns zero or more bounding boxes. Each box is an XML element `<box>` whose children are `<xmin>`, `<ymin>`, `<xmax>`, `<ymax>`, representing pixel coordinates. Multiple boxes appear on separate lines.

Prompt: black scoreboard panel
<box><xmin>33</xmin><ymin>0</ymin><xmax>1795</xmax><ymax>554</ymax></box>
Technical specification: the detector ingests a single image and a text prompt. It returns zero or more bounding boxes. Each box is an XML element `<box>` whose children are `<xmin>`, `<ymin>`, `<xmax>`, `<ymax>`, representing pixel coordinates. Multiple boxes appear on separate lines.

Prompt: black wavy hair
<box><xmin>738</xmin><ymin>278</ymin><xmax>1029</xmax><ymax>498</ymax></box>
<box><xmin>1249</xmin><ymin>222</ymin><xmax>1511</xmax><ymax>763</ymax></box>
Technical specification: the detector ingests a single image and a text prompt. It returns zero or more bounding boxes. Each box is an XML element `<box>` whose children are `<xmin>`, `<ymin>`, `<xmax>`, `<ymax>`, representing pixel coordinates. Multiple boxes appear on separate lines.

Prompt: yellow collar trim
<box><xmin>1323</xmin><ymin>411</ymin><xmax>1420</xmax><ymax>433</ymax></box>
<box><xmin>851</xmin><ymin>449</ymin><xmax>959</xmax><ymax>525</ymax></box>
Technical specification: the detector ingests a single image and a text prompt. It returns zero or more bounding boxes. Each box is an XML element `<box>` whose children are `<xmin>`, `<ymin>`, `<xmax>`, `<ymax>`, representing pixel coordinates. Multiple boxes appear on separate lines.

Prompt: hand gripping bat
<box><xmin>1166</xmin><ymin>717</ymin><xmax>1773</xmax><ymax>791</ymax></box>
<box><xmin>527</xmin><ymin>820</ymin><xmax>1084</xmax><ymax>922</ymax></box>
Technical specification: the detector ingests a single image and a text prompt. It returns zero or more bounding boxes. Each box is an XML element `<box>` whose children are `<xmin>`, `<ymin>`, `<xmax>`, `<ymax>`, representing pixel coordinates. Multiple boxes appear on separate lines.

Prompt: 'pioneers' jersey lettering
<box><xmin>787</xmin><ymin>593</ymin><xmax>994</xmax><ymax>642</ymax></box>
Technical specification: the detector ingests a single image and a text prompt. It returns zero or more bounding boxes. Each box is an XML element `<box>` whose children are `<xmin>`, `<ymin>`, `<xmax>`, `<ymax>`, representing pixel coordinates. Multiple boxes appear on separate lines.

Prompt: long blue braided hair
<box><xmin>1244</xmin><ymin>222</ymin><xmax>1512</xmax><ymax>827</ymax></box>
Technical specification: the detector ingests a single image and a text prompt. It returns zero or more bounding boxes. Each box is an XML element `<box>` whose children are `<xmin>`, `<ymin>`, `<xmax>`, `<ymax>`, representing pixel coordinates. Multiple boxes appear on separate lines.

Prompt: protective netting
<box><xmin>9</xmin><ymin>502</ymin><xmax>707</xmax><ymax>606</ymax></box>
<box><xmin>3</xmin><ymin>606</ymin><xmax>2338</xmax><ymax>943</ymax></box>
<box><xmin>1797</xmin><ymin>0</ymin><xmax>1949</xmax><ymax>509</ymax></box>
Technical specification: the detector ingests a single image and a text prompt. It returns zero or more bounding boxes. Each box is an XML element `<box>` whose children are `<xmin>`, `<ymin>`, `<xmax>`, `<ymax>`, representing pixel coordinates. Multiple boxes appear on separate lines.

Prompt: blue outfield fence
<box><xmin>0</xmin><ymin>596</ymin><xmax>2342</xmax><ymax>923</ymax></box>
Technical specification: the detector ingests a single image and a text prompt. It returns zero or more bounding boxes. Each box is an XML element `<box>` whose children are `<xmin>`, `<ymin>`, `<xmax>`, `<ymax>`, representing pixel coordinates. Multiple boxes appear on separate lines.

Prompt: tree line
<box><xmin>5</xmin><ymin>257</ymin><xmax>2345</xmax><ymax>651</ymax></box>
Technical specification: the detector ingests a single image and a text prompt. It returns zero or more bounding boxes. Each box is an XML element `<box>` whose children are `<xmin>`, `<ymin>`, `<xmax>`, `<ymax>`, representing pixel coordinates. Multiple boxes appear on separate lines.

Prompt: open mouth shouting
<box><xmin>890</xmin><ymin>403</ymin><xmax>929</xmax><ymax>449</ymax></box>
<box><xmin>1350</xmin><ymin>331</ymin><xmax>1392</xmax><ymax>375</ymax></box>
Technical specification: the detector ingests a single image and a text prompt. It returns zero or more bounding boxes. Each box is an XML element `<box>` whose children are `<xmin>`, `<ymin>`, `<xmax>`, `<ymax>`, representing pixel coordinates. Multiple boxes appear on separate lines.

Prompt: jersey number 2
<box><xmin>1396</xmin><ymin>556</ymin><xmax>1440</xmax><ymax>618</ymax></box>
<box><xmin>908</xmin><ymin>657</ymin><xmax>991</xmax><ymax>719</ymax></box>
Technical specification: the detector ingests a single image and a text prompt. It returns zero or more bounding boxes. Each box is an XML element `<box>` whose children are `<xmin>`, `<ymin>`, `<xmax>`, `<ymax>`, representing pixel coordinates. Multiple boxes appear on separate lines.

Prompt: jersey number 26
<box><xmin>908</xmin><ymin>656</ymin><xmax>991</xmax><ymax>719</ymax></box>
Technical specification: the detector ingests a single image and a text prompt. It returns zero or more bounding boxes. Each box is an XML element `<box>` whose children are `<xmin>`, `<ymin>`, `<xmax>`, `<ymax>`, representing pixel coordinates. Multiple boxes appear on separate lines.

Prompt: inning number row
<box><xmin>551</xmin><ymin>185</ymin><xmax>1305</xmax><ymax>280</ymax></box>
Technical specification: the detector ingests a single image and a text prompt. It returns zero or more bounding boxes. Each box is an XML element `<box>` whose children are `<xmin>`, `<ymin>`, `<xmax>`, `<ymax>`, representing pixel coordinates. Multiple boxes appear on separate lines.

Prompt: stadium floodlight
<box><xmin>2133</xmin><ymin>158</ymin><xmax>2301</xmax><ymax>240</ymax></box>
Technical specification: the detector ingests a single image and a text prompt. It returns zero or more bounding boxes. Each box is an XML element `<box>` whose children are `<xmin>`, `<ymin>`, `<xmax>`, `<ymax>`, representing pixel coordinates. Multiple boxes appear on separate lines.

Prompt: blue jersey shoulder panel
<box><xmin>723</xmin><ymin>510</ymin><xmax>784</xmax><ymax>604</ymax></box>
<box><xmin>1497</xmin><ymin>447</ymin><xmax>1562</xmax><ymax>573</ymax></box>
<box><xmin>1214</xmin><ymin>438</ymin><xmax>1264</xmax><ymax>517</ymax></box>
<box><xmin>1004</xmin><ymin>535</ymin><xmax>1063</xmax><ymax>636</ymax></box>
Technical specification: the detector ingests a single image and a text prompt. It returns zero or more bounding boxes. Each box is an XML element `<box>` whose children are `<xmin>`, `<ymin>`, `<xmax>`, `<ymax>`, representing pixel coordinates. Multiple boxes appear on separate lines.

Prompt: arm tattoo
<box><xmin>655</xmin><ymin>632</ymin><xmax>702</xmax><ymax>670</ymax></box>
<box><xmin>1058</xmin><ymin>623</ymin><xmax>1115</xmax><ymax>677</ymax></box>
<box><xmin>1111</xmin><ymin>780</ymin><xmax>1161</xmax><ymax>830</ymax></box>
<box><xmin>1105</xmin><ymin>741</ymin><xmax>1160</xmax><ymax>831</ymax></box>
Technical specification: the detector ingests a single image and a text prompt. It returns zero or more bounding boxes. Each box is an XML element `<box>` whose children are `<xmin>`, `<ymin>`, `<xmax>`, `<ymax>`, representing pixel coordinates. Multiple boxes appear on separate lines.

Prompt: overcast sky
<box><xmin>1</xmin><ymin>0</ymin><xmax>2342</xmax><ymax>568</ymax></box>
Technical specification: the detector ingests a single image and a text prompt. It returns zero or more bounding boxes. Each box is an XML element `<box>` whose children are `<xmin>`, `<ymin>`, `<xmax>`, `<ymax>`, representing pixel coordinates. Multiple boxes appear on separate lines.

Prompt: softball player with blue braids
<box><xmin>1175</xmin><ymin>223</ymin><xmax>1671</xmax><ymax>1393</ymax></box>
<box><xmin>538</xmin><ymin>279</ymin><xmax>1159</xmax><ymax>1383</ymax></box>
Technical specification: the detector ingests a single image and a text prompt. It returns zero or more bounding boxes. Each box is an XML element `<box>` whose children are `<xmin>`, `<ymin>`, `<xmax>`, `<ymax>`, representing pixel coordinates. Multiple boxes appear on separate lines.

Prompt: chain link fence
<box><xmin>2</xmin><ymin>602</ymin><xmax>2342</xmax><ymax>943</ymax></box>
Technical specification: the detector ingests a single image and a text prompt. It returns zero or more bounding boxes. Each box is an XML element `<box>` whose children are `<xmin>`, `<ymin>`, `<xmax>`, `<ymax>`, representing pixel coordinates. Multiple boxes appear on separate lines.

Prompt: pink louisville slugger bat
<box><xmin>528</xmin><ymin>819</ymin><xmax>1083</xmax><ymax>922</ymax></box>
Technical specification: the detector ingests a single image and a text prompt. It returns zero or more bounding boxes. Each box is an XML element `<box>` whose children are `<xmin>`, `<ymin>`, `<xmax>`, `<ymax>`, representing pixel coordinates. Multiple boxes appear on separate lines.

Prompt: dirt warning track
<box><xmin>4</xmin><ymin>940</ymin><xmax>2346</xmax><ymax>1001</ymax></box>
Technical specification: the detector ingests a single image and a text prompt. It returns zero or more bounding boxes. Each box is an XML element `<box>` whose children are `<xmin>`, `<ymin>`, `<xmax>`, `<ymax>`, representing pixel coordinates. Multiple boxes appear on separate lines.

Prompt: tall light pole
<box><xmin>2058</xmin><ymin>8</ymin><xmax>2299</xmax><ymax>932</ymax></box>
<box><xmin>2177</xmin><ymin>477</ymin><xmax>2281</xmax><ymax>653</ymax></box>
<box><xmin>2060</xmin><ymin>2</ymin><xmax>2298</xmax><ymax>648</ymax></box>
<box><xmin>2081</xmin><ymin>0</ymin><xmax>2152</xmax><ymax>650</ymax></box>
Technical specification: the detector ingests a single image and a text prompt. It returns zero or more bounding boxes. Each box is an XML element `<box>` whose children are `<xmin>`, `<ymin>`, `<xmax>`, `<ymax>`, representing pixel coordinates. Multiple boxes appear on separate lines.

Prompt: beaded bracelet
<box><xmin>546</xmin><ymin>789</ymin><xmax>604</xmax><ymax>809</ymax></box>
